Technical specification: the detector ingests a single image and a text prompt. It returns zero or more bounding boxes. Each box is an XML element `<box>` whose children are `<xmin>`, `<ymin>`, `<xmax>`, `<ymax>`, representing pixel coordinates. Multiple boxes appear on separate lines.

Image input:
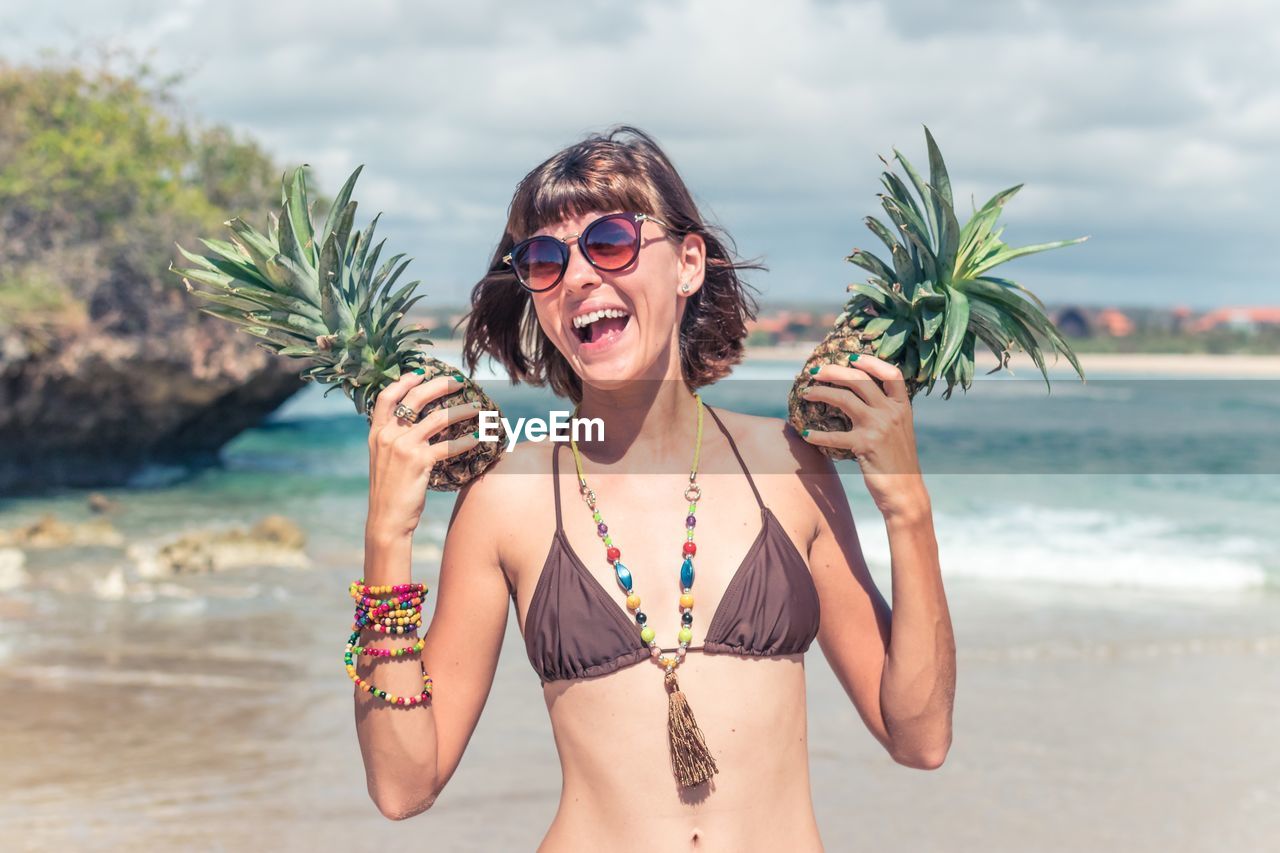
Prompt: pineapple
<box><xmin>789</xmin><ymin>127</ymin><xmax>1088</xmax><ymax>460</ymax></box>
<box><xmin>170</xmin><ymin>164</ymin><xmax>506</xmax><ymax>491</ymax></box>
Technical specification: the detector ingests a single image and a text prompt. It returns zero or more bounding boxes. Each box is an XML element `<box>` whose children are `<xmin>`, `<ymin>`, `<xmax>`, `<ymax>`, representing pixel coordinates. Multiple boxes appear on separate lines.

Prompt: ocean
<box><xmin>24</xmin><ymin>353</ymin><xmax>1273</xmax><ymax>594</ymax></box>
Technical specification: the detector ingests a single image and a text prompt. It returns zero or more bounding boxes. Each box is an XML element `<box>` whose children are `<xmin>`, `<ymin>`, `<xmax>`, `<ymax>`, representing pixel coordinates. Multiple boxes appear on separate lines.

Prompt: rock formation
<box><xmin>0</xmin><ymin>293</ymin><xmax>305</xmax><ymax>492</ymax></box>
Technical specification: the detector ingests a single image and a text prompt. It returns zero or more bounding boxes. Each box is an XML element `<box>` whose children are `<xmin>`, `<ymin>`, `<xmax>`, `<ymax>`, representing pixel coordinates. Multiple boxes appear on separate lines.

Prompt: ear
<box><xmin>677</xmin><ymin>232</ymin><xmax>707</xmax><ymax>295</ymax></box>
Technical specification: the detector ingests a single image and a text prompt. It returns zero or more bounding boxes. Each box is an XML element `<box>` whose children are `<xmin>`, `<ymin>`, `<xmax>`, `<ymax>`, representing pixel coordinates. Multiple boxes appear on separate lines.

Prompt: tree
<box><xmin>0</xmin><ymin>51</ymin><xmax>313</xmax><ymax>342</ymax></box>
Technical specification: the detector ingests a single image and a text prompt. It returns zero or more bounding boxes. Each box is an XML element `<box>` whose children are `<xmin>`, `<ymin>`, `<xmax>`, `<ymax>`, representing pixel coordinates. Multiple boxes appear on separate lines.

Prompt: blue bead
<box><xmin>614</xmin><ymin>562</ymin><xmax>633</xmax><ymax>592</ymax></box>
<box><xmin>636</xmin><ymin>610</ymin><xmax>647</xmax><ymax>625</ymax></box>
<box><xmin>680</xmin><ymin>558</ymin><xmax>694</xmax><ymax>588</ymax></box>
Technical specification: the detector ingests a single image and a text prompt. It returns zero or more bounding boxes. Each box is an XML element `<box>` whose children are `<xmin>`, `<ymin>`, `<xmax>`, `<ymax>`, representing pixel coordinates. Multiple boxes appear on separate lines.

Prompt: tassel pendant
<box><xmin>664</xmin><ymin>669</ymin><xmax>718</xmax><ymax>787</ymax></box>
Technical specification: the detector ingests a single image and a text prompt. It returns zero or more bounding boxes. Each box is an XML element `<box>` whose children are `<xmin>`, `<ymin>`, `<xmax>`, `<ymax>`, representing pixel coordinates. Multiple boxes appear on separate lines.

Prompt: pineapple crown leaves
<box><xmin>169</xmin><ymin>164</ymin><xmax>437</xmax><ymax>414</ymax></box>
<box><xmin>839</xmin><ymin>125</ymin><xmax>1089</xmax><ymax>398</ymax></box>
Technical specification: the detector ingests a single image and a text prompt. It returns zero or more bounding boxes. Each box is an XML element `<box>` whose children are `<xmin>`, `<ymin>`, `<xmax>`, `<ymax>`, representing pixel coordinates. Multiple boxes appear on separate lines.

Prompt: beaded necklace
<box><xmin>568</xmin><ymin>391</ymin><xmax>719</xmax><ymax>787</ymax></box>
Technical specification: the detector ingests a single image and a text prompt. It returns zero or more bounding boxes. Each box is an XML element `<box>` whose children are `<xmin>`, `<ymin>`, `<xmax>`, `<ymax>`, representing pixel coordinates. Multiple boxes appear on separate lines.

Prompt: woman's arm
<box><xmin>872</xmin><ymin>497</ymin><xmax>954</xmax><ymax>769</ymax></box>
<box><xmin>356</xmin><ymin>474</ymin><xmax>509</xmax><ymax>819</ymax></box>
<box><xmin>353</xmin><ymin>368</ymin><xmax>506</xmax><ymax>819</ymax></box>
<box><xmin>797</xmin><ymin>355</ymin><xmax>955</xmax><ymax>769</ymax></box>
<box><xmin>803</xmin><ymin>455</ymin><xmax>953</xmax><ymax>769</ymax></box>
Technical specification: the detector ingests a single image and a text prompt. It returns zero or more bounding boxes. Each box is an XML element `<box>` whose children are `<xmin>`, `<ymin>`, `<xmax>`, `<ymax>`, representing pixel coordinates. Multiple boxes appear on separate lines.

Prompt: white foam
<box><xmin>860</xmin><ymin>505</ymin><xmax>1269</xmax><ymax>592</ymax></box>
<box><xmin>91</xmin><ymin>566</ymin><xmax>128</xmax><ymax>600</ymax></box>
<box><xmin>0</xmin><ymin>548</ymin><xmax>30</xmax><ymax>591</ymax></box>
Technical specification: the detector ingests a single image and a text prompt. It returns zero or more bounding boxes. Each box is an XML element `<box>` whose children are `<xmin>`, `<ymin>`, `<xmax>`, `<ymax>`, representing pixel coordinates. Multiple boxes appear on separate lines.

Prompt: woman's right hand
<box><xmin>365</xmin><ymin>369</ymin><xmax>483</xmax><ymax>543</ymax></box>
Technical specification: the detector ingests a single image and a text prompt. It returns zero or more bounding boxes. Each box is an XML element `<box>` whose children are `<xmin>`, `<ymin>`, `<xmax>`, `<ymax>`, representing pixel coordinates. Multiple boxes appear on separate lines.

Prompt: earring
<box><xmin>680</xmin><ymin>282</ymin><xmax>691</xmax><ymax>293</ymax></box>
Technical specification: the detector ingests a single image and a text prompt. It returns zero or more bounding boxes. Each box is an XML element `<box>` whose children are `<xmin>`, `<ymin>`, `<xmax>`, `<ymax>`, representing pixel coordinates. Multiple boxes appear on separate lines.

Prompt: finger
<box><xmin>405</xmin><ymin>400</ymin><xmax>485</xmax><ymax>443</ymax></box>
<box><xmin>799</xmin><ymin>384</ymin><xmax>869</xmax><ymax>423</ymax></box>
<box><xmin>805</xmin><ymin>362</ymin><xmax>887</xmax><ymax>406</ymax></box>
<box><xmin>842</xmin><ymin>353</ymin><xmax>910</xmax><ymax>404</ymax></box>
<box><xmin>424</xmin><ymin>431</ymin><xmax>486</xmax><ymax>468</ymax></box>
<box><xmin>799</xmin><ymin>423</ymin><xmax>860</xmax><ymax>455</ymax></box>
<box><xmin>371</xmin><ymin>366</ymin><xmax>430</xmax><ymax>426</ymax></box>
<box><xmin>400</xmin><ymin>372</ymin><xmax>467</xmax><ymax>417</ymax></box>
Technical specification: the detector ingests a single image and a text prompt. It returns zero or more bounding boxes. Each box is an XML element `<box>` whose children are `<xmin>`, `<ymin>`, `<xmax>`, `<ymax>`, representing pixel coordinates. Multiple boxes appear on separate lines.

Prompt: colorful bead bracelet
<box><xmin>345</xmin><ymin>578</ymin><xmax>434</xmax><ymax>706</ymax></box>
<box><xmin>345</xmin><ymin>630</ymin><xmax>433</xmax><ymax>705</ymax></box>
<box><xmin>351</xmin><ymin>581</ymin><xmax>425</xmax><ymax>596</ymax></box>
<box><xmin>353</xmin><ymin>635</ymin><xmax>426</xmax><ymax>659</ymax></box>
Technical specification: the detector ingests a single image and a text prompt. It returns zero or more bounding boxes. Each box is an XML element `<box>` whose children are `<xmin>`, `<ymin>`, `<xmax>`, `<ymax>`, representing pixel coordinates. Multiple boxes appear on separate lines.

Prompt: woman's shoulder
<box><xmin>711</xmin><ymin>404</ymin><xmax>808</xmax><ymax>458</ymax></box>
<box><xmin>709</xmin><ymin>405</ymin><xmax>826</xmax><ymax>473</ymax></box>
<box><xmin>449</xmin><ymin>440</ymin><xmax>557</xmax><ymax>584</ymax></box>
<box><xmin>457</xmin><ymin>439</ymin><xmax>554</xmax><ymax>505</ymax></box>
<box><xmin>709</xmin><ymin>405</ymin><xmax>835</xmax><ymax>548</ymax></box>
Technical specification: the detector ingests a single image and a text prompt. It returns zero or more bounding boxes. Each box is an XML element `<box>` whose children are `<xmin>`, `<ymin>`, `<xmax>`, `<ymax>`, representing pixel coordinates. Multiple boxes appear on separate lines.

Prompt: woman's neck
<box><xmin>573</xmin><ymin>380</ymin><xmax>701</xmax><ymax>473</ymax></box>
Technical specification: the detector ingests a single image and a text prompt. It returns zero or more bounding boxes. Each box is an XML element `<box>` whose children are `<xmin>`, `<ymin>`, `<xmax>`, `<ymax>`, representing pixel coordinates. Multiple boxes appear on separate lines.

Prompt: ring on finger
<box><xmin>393</xmin><ymin>403</ymin><xmax>420</xmax><ymax>423</ymax></box>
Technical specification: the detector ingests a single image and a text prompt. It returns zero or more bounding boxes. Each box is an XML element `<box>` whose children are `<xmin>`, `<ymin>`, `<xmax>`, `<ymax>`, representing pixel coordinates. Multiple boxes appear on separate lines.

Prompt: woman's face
<box><xmin>527</xmin><ymin>208</ymin><xmax>705</xmax><ymax>391</ymax></box>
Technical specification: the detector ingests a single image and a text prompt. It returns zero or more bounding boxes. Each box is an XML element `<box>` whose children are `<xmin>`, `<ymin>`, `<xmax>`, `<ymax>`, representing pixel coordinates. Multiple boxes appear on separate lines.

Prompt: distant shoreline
<box><xmin>745</xmin><ymin>345</ymin><xmax>1280</xmax><ymax>376</ymax></box>
<box><xmin>424</xmin><ymin>340</ymin><xmax>1280</xmax><ymax>377</ymax></box>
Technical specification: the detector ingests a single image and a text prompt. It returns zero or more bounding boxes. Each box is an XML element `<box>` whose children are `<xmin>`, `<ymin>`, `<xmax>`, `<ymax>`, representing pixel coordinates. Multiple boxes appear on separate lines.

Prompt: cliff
<box><xmin>0</xmin><ymin>288</ymin><xmax>304</xmax><ymax>492</ymax></box>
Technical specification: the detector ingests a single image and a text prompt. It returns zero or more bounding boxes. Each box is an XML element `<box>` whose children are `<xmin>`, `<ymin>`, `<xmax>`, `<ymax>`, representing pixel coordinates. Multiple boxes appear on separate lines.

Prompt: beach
<box><xmin>751</xmin><ymin>345</ymin><xmax>1280</xmax><ymax>378</ymax></box>
<box><xmin>1</xmin><ymin>349</ymin><xmax>1277</xmax><ymax>851</ymax></box>
<box><xmin>409</xmin><ymin>339</ymin><xmax>1280</xmax><ymax>378</ymax></box>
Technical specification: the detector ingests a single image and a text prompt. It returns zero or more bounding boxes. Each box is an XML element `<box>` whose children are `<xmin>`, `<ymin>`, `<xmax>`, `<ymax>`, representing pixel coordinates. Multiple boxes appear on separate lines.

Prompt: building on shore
<box><xmin>1187</xmin><ymin>307</ymin><xmax>1280</xmax><ymax>334</ymax></box>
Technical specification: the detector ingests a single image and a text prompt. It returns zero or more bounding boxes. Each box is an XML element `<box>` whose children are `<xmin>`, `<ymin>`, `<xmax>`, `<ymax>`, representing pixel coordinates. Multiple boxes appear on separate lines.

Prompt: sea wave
<box><xmin>860</xmin><ymin>505</ymin><xmax>1270</xmax><ymax>592</ymax></box>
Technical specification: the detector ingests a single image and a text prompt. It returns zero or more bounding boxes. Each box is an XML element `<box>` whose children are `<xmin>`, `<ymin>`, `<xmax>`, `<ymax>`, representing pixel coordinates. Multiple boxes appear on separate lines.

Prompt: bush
<box><xmin>0</xmin><ymin>52</ymin><xmax>304</xmax><ymax>338</ymax></box>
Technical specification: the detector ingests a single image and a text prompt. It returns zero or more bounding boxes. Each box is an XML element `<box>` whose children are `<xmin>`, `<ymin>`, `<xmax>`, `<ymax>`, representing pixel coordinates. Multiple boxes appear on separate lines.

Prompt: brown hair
<box><xmin>460</xmin><ymin>125</ymin><xmax>765</xmax><ymax>404</ymax></box>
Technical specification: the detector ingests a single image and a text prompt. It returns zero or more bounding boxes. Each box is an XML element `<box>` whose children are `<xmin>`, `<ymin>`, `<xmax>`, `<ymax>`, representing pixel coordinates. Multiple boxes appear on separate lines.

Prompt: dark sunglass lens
<box><xmin>584</xmin><ymin>217</ymin><xmax>639</xmax><ymax>270</ymax></box>
<box><xmin>514</xmin><ymin>239</ymin><xmax>565</xmax><ymax>290</ymax></box>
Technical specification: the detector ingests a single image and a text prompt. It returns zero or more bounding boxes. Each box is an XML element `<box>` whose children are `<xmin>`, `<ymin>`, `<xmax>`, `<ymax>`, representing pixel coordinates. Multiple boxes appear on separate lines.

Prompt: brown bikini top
<box><xmin>519</xmin><ymin>404</ymin><xmax>821</xmax><ymax>685</ymax></box>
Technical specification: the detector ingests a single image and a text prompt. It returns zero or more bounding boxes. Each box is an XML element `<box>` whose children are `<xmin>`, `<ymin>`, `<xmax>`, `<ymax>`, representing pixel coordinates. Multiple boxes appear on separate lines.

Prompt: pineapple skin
<box><xmin>393</xmin><ymin>355</ymin><xmax>506</xmax><ymax>492</ymax></box>
<box><xmin>345</xmin><ymin>350</ymin><xmax>509</xmax><ymax>489</ymax></box>
<box><xmin>787</xmin><ymin>322</ymin><xmax>921</xmax><ymax>461</ymax></box>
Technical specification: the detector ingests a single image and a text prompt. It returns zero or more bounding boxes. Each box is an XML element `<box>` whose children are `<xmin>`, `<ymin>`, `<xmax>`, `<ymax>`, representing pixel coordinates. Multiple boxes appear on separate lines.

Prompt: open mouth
<box><xmin>572</xmin><ymin>310</ymin><xmax>632</xmax><ymax>346</ymax></box>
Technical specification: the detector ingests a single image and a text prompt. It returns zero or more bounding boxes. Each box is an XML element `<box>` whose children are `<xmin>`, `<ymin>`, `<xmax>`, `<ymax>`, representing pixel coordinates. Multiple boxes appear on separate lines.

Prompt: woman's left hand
<box><xmin>799</xmin><ymin>354</ymin><xmax>930</xmax><ymax>521</ymax></box>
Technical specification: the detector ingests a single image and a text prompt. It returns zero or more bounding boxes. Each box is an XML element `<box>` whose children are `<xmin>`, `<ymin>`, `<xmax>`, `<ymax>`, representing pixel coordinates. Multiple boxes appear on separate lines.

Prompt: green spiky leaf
<box><xmin>936</xmin><ymin>285</ymin><xmax>970</xmax><ymax>374</ymax></box>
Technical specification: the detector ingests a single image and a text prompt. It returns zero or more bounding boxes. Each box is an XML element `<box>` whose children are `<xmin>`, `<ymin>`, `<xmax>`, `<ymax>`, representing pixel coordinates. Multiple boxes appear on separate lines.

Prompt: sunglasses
<box><xmin>502</xmin><ymin>211</ymin><xmax>676</xmax><ymax>293</ymax></box>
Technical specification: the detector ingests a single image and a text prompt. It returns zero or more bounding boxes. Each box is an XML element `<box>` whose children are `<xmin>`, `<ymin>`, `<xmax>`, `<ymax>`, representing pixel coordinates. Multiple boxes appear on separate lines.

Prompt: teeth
<box><xmin>572</xmin><ymin>308</ymin><xmax>630</xmax><ymax>329</ymax></box>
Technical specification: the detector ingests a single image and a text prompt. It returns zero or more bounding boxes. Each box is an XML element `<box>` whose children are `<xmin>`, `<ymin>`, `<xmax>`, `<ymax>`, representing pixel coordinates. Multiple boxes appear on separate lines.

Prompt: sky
<box><xmin>2</xmin><ymin>0</ymin><xmax>1277</xmax><ymax>309</ymax></box>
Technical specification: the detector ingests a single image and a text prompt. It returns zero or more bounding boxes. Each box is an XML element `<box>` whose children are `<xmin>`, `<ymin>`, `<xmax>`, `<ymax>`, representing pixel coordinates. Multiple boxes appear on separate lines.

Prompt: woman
<box><xmin>355</xmin><ymin>126</ymin><xmax>955</xmax><ymax>850</ymax></box>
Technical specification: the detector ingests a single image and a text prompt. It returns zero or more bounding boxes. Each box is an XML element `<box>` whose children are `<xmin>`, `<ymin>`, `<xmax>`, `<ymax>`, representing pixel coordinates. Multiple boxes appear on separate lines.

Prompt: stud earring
<box><xmin>680</xmin><ymin>282</ymin><xmax>691</xmax><ymax>293</ymax></box>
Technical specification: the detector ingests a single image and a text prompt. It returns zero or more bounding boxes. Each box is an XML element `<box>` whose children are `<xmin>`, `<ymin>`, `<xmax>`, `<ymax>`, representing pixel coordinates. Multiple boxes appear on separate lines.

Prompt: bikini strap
<box><xmin>552</xmin><ymin>441</ymin><xmax>565</xmax><ymax>533</ymax></box>
<box><xmin>703</xmin><ymin>404</ymin><xmax>765</xmax><ymax>510</ymax></box>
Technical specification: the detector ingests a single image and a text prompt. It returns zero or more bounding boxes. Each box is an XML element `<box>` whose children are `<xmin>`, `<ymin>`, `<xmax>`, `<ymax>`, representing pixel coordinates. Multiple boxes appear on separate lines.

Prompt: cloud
<box><xmin>0</xmin><ymin>0</ymin><xmax>1275</xmax><ymax>307</ymax></box>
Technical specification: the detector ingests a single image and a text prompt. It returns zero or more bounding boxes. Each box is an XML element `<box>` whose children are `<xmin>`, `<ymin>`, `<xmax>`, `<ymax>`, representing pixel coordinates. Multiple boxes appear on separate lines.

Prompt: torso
<box><xmin>495</xmin><ymin>408</ymin><xmax>825</xmax><ymax>852</ymax></box>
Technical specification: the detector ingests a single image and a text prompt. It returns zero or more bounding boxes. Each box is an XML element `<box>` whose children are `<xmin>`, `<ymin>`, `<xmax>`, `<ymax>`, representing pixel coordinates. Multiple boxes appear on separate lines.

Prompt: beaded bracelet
<box><xmin>357</xmin><ymin>616</ymin><xmax>422</xmax><ymax>630</ymax></box>
<box><xmin>355</xmin><ymin>610</ymin><xmax>423</xmax><ymax>627</ymax></box>
<box><xmin>353</xmin><ymin>605</ymin><xmax>423</xmax><ymax>629</ymax></box>
<box><xmin>346</xmin><ymin>578</ymin><xmax>434</xmax><ymax>705</ymax></box>
<box><xmin>350</xmin><ymin>580</ymin><xmax>426</xmax><ymax>600</ymax></box>
<box><xmin>350</xmin><ymin>580</ymin><xmax>426</xmax><ymax>631</ymax></box>
<box><xmin>354</xmin><ymin>635</ymin><xmax>426</xmax><ymax>659</ymax></box>
<box><xmin>359</xmin><ymin>609</ymin><xmax>420</xmax><ymax>623</ymax></box>
<box><xmin>351</xmin><ymin>581</ymin><xmax>425</xmax><ymax>595</ymax></box>
<box><xmin>353</xmin><ymin>595</ymin><xmax>421</xmax><ymax>607</ymax></box>
<box><xmin>345</xmin><ymin>630</ymin><xmax>433</xmax><ymax>705</ymax></box>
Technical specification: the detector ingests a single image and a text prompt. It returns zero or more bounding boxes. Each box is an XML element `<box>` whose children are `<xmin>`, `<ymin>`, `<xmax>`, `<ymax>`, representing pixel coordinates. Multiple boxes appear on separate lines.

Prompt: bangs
<box><xmin>510</xmin><ymin>157</ymin><xmax>662</xmax><ymax>241</ymax></box>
